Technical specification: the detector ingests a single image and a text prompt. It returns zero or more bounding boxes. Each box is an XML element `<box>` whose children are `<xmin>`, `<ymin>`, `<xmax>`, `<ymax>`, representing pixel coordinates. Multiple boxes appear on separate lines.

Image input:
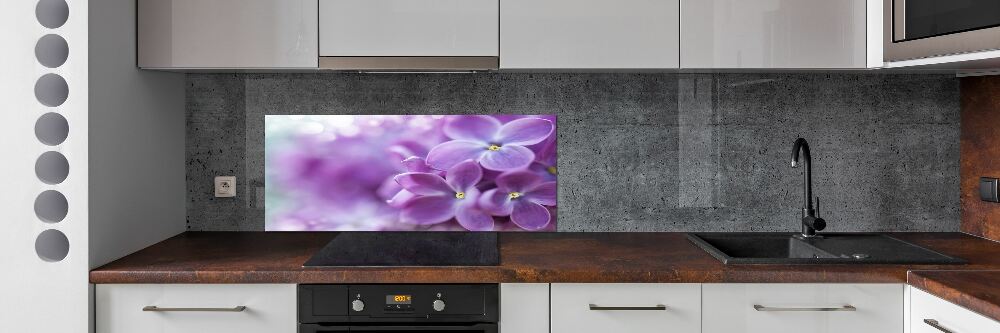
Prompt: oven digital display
<box><xmin>386</xmin><ymin>295</ymin><xmax>412</xmax><ymax>305</ymax></box>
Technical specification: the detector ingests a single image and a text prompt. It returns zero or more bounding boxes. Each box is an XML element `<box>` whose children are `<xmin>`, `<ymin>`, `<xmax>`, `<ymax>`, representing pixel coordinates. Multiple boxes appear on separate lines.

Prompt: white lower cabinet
<box><xmin>551</xmin><ymin>283</ymin><xmax>701</xmax><ymax>333</ymax></box>
<box><xmin>500</xmin><ymin>283</ymin><xmax>549</xmax><ymax>333</ymax></box>
<box><xmin>96</xmin><ymin>284</ymin><xmax>296</xmax><ymax>333</ymax></box>
<box><xmin>702</xmin><ymin>283</ymin><xmax>904</xmax><ymax>333</ymax></box>
<box><xmin>910</xmin><ymin>287</ymin><xmax>1000</xmax><ymax>333</ymax></box>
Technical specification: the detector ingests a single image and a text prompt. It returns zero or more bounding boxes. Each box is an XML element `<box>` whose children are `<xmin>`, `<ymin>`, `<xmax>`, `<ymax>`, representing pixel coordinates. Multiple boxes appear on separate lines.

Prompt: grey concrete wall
<box><xmin>186</xmin><ymin>73</ymin><xmax>960</xmax><ymax>232</ymax></box>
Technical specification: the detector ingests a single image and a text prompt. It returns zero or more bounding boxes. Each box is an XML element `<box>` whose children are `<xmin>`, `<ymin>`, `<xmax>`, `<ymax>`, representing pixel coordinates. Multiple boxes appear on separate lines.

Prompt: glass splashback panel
<box><xmin>265</xmin><ymin>115</ymin><xmax>557</xmax><ymax>231</ymax></box>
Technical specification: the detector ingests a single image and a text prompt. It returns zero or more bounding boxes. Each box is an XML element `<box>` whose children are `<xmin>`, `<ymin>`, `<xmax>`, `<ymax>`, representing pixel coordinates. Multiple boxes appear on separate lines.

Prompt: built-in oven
<box><xmin>299</xmin><ymin>284</ymin><xmax>498</xmax><ymax>333</ymax></box>
<box><xmin>885</xmin><ymin>0</ymin><xmax>1000</xmax><ymax>61</ymax></box>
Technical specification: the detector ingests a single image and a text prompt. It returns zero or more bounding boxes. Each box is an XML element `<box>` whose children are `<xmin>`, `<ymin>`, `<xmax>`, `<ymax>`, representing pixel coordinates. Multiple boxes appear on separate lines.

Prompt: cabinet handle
<box><xmin>588</xmin><ymin>304</ymin><xmax>667</xmax><ymax>311</ymax></box>
<box><xmin>923</xmin><ymin>319</ymin><xmax>954</xmax><ymax>333</ymax></box>
<box><xmin>753</xmin><ymin>305</ymin><xmax>856</xmax><ymax>312</ymax></box>
<box><xmin>142</xmin><ymin>306</ymin><xmax>247</xmax><ymax>312</ymax></box>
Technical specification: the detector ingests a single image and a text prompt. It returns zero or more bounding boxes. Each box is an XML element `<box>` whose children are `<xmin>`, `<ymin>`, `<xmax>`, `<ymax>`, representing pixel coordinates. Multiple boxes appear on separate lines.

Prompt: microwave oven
<box><xmin>884</xmin><ymin>0</ymin><xmax>1000</xmax><ymax>62</ymax></box>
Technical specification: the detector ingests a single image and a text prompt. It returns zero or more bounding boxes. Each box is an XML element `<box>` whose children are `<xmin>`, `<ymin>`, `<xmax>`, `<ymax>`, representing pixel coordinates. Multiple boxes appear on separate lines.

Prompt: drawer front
<box><xmin>96</xmin><ymin>284</ymin><xmax>296</xmax><ymax>333</ymax></box>
<box><xmin>703</xmin><ymin>283</ymin><xmax>903</xmax><ymax>333</ymax></box>
<box><xmin>911</xmin><ymin>287</ymin><xmax>1000</xmax><ymax>333</ymax></box>
<box><xmin>319</xmin><ymin>0</ymin><xmax>500</xmax><ymax>57</ymax></box>
<box><xmin>551</xmin><ymin>283</ymin><xmax>701</xmax><ymax>333</ymax></box>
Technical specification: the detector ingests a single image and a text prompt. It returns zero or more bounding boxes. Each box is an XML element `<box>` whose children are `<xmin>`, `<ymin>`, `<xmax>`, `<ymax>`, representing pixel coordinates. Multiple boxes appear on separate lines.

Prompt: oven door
<box><xmin>300</xmin><ymin>323</ymin><xmax>498</xmax><ymax>333</ymax></box>
<box><xmin>885</xmin><ymin>0</ymin><xmax>1000</xmax><ymax>61</ymax></box>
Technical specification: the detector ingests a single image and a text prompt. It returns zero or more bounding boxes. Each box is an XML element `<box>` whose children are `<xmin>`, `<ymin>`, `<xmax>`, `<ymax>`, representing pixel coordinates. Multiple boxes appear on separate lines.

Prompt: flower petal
<box><xmin>478</xmin><ymin>188</ymin><xmax>514</xmax><ymax>216</ymax></box>
<box><xmin>510</xmin><ymin>200</ymin><xmax>551</xmax><ymax>230</ymax></box>
<box><xmin>400</xmin><ymin>195</ymin><xmax>457</xmax><ymax>225</ymax></box>
<box><xmin>445</xmin><ymin>160</ymin><xmax>483</xmax><ymax>191</ymax></box>
<box><xmin>401</xmin><ymin>156</ymin><xmax>433</xmax><ymax>173</ymax></box>
<box><xmin>443</xmin><ymin>115</ymin><xmax>501</xmax><ymax>142</ymax></box>
<box><xmin>479</xmin><ymin>145</ymin><xmax>535</xmax><ymax>171</ymax></box>
<box><xmin>394</xmin><ymin>172</ymin><xmax>453</xmax><ymax>196</ymax></box>
<box><xmin>526</xmin><ymin>181</ymin><xmax>557</xmax><ymax>206</ymax></box>
<box><xmin>495</xmin><ymin>170</ymin><xmax>543</xmax><ymax>193</ymax></box>
<box><xmin>386</xmin><ymin>189</ymin><xmax>417</xmax><ymax>208</ymax></box>
<box><xmin>455</xmin><ymin>204</ymin><xmax>495</xmax><ymax>231</ymax></box>
<box><xmin>427</xmin><ymin>140</ymin><xmax>488</xmax><ymax>171</ymax></box>
<box><xmin>497</xmin><ymin>118</ymin><xmax>554</xmax><ymax>146</ymax></box>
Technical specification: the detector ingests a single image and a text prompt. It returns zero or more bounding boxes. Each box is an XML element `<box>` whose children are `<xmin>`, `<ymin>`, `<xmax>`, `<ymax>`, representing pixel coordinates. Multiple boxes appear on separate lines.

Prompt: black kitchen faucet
<box><xmin>791</xmin><ymin>138</ymin><xmax>826</xmax><ymax>237</ymax></box>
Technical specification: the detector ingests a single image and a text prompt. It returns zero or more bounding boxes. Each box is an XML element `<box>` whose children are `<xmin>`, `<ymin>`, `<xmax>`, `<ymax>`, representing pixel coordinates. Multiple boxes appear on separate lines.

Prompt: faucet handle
<box><xmin>815</xmin><ymin>196</ymin><xmax>820</xmax><ymax>218</ymax></box>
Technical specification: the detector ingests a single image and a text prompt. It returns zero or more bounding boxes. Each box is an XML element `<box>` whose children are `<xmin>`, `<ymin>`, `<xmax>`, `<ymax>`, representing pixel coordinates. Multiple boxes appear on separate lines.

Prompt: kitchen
<box><xmin>3</xmin><ymin>0</ymin><xmax>1000</xmax><ymax>332</ymax></box>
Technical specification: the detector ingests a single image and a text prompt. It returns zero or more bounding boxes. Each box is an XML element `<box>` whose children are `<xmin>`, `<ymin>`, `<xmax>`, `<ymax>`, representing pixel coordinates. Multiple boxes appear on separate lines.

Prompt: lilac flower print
<box><xmin>426</xmin><ymin>116</ymin><xmax>554</xmax><ymax>171</ymax></box>
<box><xmin>383</xmin><ymin>156</ymin><xmax>436</xmax><ymax>208</ymax></box>
<box><xmin>393</xmin><ymin>160</ymin><xmax>495</xmax><ymax>231</ymax></box>
<box><xmin>479</xmin><ymin>171</ymin><xmax>556</xmax><ymax>230</ymax></box>
<box><xmin>527</xmin><ymin>128</ymin><xmax>557</xmax><ymax>182</ymax></box>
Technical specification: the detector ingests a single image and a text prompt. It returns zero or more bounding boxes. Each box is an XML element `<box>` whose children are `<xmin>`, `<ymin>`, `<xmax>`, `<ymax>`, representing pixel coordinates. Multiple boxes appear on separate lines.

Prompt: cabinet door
<box><xmin>96</xmin><ymin>284</ymin><xmax>297</xmax><ymax>333</ymax></box>
<box><xmin>910</xmin><ymin>287</ymin><xmax>1000</xmax><ymax>333</ymax></box>
<box><xmin>501</xmin><ymin>0</ymin><xmax>680</xmax><ymax>69</ymax></box>
<box><xmin>702</xmin><ymin>283</ymin><xmax>903</xmax><ymax>333</ymax></box>
<box><xmin>681</xmin><ymin>0</ymin><xmax>868</xmax><ymax>68</ymax></box>
<box><xmin>551</xmin><ymin>283</ymin><xmax>701</xmax><ymax>333</ymax></box>
<box><xmin>500</xmin><ymin>284</ymin><xmax>548</xmax><ymax>333</ymax></box>
<box><xmin>138</xmin><ymin>0</ymin><xmax>318</xmax><ymax>69</ymax></box>
<box><xmin>319</xmin><ymin>0</ymin><xmax>499</xmax><ymax>57</ymax></box>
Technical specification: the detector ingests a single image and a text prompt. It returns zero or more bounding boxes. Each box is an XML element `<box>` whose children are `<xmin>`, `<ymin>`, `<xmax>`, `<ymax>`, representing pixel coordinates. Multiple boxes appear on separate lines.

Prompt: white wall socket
<box><xmin>215</xmin><ymin>176</ymin><xmax>236</xmax><ymax>198</ymax></box>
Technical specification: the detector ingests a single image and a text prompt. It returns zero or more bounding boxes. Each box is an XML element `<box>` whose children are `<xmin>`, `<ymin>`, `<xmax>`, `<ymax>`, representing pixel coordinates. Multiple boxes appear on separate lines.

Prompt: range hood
<box><xmin>318</xmin><ymin>56</ymin><xmax>499</xmax><ymax>72</ymax></box>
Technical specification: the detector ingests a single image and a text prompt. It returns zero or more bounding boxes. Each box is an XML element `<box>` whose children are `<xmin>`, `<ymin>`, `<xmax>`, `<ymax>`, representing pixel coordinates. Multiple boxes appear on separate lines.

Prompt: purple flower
<box><xmin>426</xmin><ymin>116</ymin><xmax>554</xmax><ymax>172</ymax></box>
<box><xmin>479</xmin><ymin>171</ymin><xmax>556</xmax><ymax>230</ymax></box>
<box><xmin>383</xmin><ymin>156</ymin><xmax>436</xmax><ymax>208</ymax></box>
<box><xmin>393</xmin><ymin>160</ymin><xmax>495</xmax><ymax>231</ymax></box>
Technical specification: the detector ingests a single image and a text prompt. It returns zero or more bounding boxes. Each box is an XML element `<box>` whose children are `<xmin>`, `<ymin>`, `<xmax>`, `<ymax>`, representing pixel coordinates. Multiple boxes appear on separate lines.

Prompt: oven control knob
<box><xmin>351</xmin><ymin>299</ymin><xmax>365</xmax><ymax>312</ymax></box>
<box><xmin>432</xmin><ymin>299</ymin><xmax>446</xmax><ymax>312</ymax></box>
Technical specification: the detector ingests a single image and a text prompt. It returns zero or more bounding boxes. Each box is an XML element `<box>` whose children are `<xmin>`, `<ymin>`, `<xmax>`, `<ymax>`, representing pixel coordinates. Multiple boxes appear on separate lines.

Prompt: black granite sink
<box><xmin>687</xmin><ymin>233</ymin><xmax>966</xmax><ymax>265</ymax></box>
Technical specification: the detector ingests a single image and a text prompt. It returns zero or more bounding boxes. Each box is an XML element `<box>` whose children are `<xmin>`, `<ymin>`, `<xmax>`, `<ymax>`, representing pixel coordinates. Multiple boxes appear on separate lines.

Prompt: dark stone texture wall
<box><xmin>186</xmin><ymin>73</ymin><xmax>960</xmax><ymax>232</ymax></box>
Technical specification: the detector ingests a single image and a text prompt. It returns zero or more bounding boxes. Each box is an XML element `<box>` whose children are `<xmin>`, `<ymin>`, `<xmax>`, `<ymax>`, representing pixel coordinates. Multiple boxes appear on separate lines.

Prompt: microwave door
<box><xmin>885</xmin><ymin>0</ymin><xmax>1000</xmax><ymax>61</ymax></box>
<box><xmin>895</xmin><ymin>0</ymin><xmax>1000</xmax><ymax>42</ymax></box>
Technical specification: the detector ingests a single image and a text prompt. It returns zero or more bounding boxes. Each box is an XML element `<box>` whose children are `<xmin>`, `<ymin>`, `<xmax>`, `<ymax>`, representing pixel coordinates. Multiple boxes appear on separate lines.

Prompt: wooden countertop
<box><xmin>90</xmin><ymin>232</ymin><xmax>1000</xmax><ymax>284</ymax></box>
<box><xmin>908</xmin><ymin>270</ymin><xmax>1000</xmax><ymax>322</ymax></box>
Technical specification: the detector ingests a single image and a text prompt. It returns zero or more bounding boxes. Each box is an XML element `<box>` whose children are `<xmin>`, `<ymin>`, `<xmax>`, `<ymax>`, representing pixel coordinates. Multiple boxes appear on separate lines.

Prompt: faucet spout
<box><xmin>791</xmin><ymin>138</ymin><xmax>825</xmax><ymax>237</ymax></box>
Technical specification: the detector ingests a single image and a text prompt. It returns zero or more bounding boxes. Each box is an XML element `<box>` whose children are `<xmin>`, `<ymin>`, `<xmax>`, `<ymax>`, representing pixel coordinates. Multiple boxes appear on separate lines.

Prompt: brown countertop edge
<box><xmin>908</xmin><ymin>270</ymin><xmax>1000</xmax><ymax>322</ymax></box>
<box><xmin>91</xmin><ymin>232</ymin><xmax>1000</xmax><ymax>285</ymax></box>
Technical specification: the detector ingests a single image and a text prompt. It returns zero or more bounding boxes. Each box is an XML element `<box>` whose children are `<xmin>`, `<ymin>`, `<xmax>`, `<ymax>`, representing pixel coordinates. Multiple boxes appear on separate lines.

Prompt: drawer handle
<box><xmin>142</xmin><ymin>306</ymin><xmax>247</xmax><ymax>312</ymax></box>
<box><xmin>753</xmin><ymin>305</ymin><xmax>856</xmax><ymax>312</ymax></box>
<box><xmin>923</xmin><ymin>319</ymin><xmax>954</xmax><ymax>333</ymax></box>
<box><xmin>588</xmin><ymin>304</ymin><xmax>667</xmax><ymax>311</ymax></box>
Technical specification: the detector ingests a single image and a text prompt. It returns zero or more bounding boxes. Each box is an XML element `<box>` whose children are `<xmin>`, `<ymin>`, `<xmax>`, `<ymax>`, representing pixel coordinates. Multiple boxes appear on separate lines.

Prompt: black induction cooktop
<box><xmin>303</xmin><ymin>232</ymin><xmax>500</xmax><ymax>267</ymax></box>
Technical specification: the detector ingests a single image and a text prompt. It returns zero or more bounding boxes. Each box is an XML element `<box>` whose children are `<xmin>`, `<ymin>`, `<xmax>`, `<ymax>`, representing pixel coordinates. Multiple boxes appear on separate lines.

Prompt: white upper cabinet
<box><xmin>681</xmin><ymin>0</ymin><xmax>877</xmax><ymax>69</ymax></box>
<box><xmin>319</xmin><ymin>0</ymin><xmax>499</xmax><ymax>57</ymax></box>
<box><xmin>500</xmin><ymin>0</ymin><xmax>680</xmax><ymax>69</ymax></box>
<box><xmin>138</xmin><ymin>0</ymin><xmax>318</xmax><ymax>69</ymax></box>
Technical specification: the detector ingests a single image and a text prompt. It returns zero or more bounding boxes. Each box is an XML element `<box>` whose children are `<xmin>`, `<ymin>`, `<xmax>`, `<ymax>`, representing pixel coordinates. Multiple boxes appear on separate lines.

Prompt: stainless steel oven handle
<box><xmin>753</xmin><ymin>304</ymin><xmax>856</xmax><ymax>312</ymax></box>
<box><xmin>923</xmin><ymin>319</ymin><xmax>955</xmax><ymax>333</ymax></box>
<box><xmin>142</xmin><ymin>305</ymin><xmax>247</xmax><ymax>312</ymax></box>
<box><xmin>589</xmin><ymin>304</ymin><xmax>667</xmax><ymax>311</ymax></box>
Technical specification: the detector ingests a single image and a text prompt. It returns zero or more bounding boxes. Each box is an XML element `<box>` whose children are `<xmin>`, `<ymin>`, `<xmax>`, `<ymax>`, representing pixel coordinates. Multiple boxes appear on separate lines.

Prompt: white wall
<box><xmin>88</xmin><ymin>0</ymin><xmax>186</xmax><ymax>270</ymax></box>
<box><xmin>1</xmin><ymin>0</ymin><xmax>184</xmax><ymax>331</ymax></box>
<box><xmin>0</xmin><ymin>0</ymin><xmax>90</xmax><ymax>331</ymax></box>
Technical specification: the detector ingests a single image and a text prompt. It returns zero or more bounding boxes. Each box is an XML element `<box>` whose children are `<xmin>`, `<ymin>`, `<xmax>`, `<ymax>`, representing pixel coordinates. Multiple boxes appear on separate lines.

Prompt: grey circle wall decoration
<box><xmin>36</xmin><ymin>0</ymin><xmax>69</xmax><ymax>29</ymax></box>
<box><xmin>34</xmin><ymin>190</ymin><xmax>68</xmax><ymax>223</ymax></box>
<box><xmin>35</xmin><ymin>112</ymin><xmax>69</xmax><ymax>145</ymax></box>
<box><xmin>35</xmin><ymin>151</ymin><xmax>69</xmax><ymax>184</ymax></box>
<box><xmin>34</xmin><ymin>73</ymin><xmax>69</xmax><ymax>107</ymax></box>
<box><xmin>35</xmin><ymin>34</ymin><xmax>69</xmax><ymax>68</ymax></box>
<box><xmin>35</xmin><ymin>229</ymin><xmax>70</xmax><ymax>262</ymax></box>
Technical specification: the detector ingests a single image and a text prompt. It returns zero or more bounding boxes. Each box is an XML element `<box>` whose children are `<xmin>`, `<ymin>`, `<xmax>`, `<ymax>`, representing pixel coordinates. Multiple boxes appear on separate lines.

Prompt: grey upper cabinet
<box><xmin>681</xmin><ymin>0</ymin><xmax>879</xmax><ymax>69</ymax></box>
<box><xmin>138</xmin><ymin>0</ymin><xmax>318</xmax><ymax>69</ymax></box>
